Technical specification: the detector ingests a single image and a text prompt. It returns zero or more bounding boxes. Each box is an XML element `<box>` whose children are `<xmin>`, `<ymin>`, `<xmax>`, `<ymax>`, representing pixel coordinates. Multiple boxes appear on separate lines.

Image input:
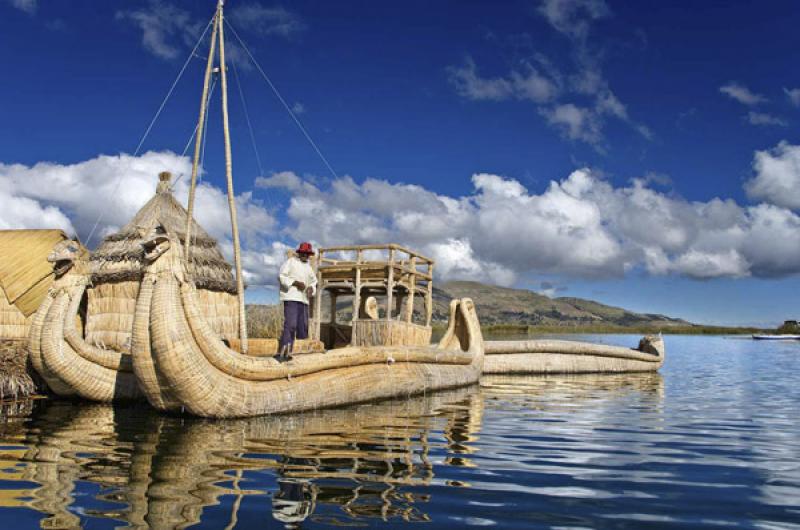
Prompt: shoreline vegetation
<box><xmin>473</xmin><ymin>323</ymin><xmax>766</xmax><ymax>336</ymax></box>
<box><xmin>246</xmin><ymin>304</ymin><xmax>765</xmax><ymax>338</ymax></box>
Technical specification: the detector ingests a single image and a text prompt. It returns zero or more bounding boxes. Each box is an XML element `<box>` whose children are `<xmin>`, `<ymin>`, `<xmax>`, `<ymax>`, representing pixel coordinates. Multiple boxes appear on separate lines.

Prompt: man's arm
<box><xmin>278</xmin><ymin>260</ymin><xmax>295</xmax><ymax>290</ymax></box>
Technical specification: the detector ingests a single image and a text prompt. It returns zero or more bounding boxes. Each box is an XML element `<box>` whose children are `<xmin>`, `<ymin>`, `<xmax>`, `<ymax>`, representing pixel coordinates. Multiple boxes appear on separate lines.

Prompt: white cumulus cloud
<box><xmin>0</xmin><ymin>151</ymin><xmax>280</xmax><ymax>286</ymax></box>
<box><xmin>745</xmin><ymin>141</ymin><xmax>800</xmax><ymax>209</ymax></box>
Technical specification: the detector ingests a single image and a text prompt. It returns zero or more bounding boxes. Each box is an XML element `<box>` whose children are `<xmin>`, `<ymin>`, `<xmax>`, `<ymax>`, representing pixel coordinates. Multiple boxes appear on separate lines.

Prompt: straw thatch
<box><xmin>88</xmin><ymin>172</ymin><xmax>238</xmax><ymax>352</ymax></box>
<box><xmin>482</xmin><ymin>335</ymin><xmax>665</xmax><ymax>374</ymax></box>
<box><xmin>0</xmin><ymin>229</ymin><xmax>68</xmax><ymax>340</ymax></box>
<box><xmin>133</xmin><ymin>233</ymin><xmax>484</xmax><ymax>417</ymax></box>
<box><xmin>0</xmin><ymin>340</ymin><xmax>36</xmax><ymax>401</ymax></box>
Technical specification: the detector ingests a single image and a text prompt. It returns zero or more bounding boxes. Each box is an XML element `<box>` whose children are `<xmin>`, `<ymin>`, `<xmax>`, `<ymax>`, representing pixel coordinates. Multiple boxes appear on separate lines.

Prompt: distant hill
<box><xmin>429</xmin><ymin>281</ymin><xmax>690</xmax><ymax>328</ymax></box>
<box><xmin>305</xmin><ymin>279</ymin><xmax>691</xmax><ymax>329</ymax></box>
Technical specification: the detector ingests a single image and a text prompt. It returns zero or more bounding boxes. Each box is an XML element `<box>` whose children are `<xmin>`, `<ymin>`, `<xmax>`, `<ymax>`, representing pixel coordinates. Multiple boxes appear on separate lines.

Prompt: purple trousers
<box><xmin>279</xmin><ymin>301</ymin><xmax>309</xmax><ymax>351</ymax></box>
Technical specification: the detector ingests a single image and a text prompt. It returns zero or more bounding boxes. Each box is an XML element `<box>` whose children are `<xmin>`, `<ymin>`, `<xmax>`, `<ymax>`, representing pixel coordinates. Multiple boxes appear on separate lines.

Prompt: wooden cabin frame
<box><xmin>311</xmin><ymin>244</ymin><xmax>435</xmax><ymax>348</ymax></box>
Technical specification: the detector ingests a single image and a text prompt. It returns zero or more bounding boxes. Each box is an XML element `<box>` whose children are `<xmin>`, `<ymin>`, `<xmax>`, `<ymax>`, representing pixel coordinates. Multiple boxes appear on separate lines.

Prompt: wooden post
<box><xmin>351</xmin><ymin>249</ymin><xmax>362</xmax><ymax>344</ymax></box>
<box><xmin>426</xmin><ymin>262</ymin><xmax>434</xmax><ymax>327</ymax></box>
<box><xmin>330</xmin><ymin>292</ymin><xmax>337</xmax><ymax>325</ymax></box>
<box><xmin>395</xmin><ymin>293</ymin><xmax>404</xmax><ymax>321</ymax></box>
<box><xmin>218</xmin><ymin>5</ymin><xmax>248</xmax><ymax>353</ymax></box>
<box><xmin>313</xmin><ymin>250</ymin><xmax>322</xmax><ymax>341</ymax></box>
<box><xmin>184</xmin><ymin>9</ymin><xmax>219</xmax><ymax>261</ymax></box>
<box><xmin>386</xmin><ymin>247</ymin><xmax>394</xmax><ymax>321</ymax></box>
<box><xmin>405</xmin><ymin>257</ymin><xmax>416</xmax><ymax>323</ymax></box>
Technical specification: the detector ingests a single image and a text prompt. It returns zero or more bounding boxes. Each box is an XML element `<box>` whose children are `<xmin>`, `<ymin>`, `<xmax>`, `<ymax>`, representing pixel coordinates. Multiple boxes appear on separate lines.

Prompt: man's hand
<box><xmin>292</xmin><ymin>281</ymin><xmax>306</xmax><ymax>290</ymax></box>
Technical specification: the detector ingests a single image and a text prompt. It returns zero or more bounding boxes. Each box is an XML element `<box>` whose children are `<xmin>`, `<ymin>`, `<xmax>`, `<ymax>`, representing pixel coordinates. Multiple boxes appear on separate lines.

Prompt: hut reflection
<box><xmin>1</xmin><ymin>385</ymin><xmax>484</xmax><ymax>528</ymax></box>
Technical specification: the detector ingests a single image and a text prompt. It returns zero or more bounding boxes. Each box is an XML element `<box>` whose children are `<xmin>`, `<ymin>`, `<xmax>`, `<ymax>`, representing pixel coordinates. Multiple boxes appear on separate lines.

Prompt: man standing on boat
<box><xmin>277</xmin><ymin>242</ymin><xmax>317</xmax><ymax>361</ymax></box>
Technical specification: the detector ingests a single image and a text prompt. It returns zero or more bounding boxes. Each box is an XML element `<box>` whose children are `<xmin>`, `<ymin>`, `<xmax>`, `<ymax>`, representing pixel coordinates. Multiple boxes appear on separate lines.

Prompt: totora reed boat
<box><xmin>133</xmin><ymin>227</ymin><xmax>484</xmax><ymax>418</ymax></box>
<box><xmin>483</xmin><ymin>335</ymin><xmax>665</xmax><ymax>374</ymax></box>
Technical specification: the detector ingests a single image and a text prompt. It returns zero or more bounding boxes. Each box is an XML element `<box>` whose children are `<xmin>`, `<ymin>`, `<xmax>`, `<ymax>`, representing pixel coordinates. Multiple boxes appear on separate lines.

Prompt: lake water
<box><xmin>1</xmin><ymin>335</ymin><xmax>799</xmax><ymax>529</ymax></box>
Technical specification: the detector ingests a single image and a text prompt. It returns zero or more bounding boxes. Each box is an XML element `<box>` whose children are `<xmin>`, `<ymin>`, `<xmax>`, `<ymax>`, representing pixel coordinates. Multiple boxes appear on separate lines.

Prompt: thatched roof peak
<box><xmin>91</xmin><ymin>172</ymin><xmax>235</xmax><ymax>292</ymax></box>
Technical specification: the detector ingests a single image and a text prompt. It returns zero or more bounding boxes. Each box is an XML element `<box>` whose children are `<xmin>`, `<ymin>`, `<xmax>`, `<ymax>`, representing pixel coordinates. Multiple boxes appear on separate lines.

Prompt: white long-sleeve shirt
<box><xmin>278</xmin><ymin>256</ymin><xmax>317</xmax><ymax>304</ymax></box>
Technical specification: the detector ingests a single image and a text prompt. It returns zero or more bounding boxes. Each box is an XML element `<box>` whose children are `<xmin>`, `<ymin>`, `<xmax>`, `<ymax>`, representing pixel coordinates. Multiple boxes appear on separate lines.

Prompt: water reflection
<box><xmin>3</xmin><ymin>346</ymin><xmax>798</xmax><ymax>529</ymax></box>
<box><xmin>0</xmin><ymin>385</ymin><xmax>485</xmax><ymax>528</ymax></box>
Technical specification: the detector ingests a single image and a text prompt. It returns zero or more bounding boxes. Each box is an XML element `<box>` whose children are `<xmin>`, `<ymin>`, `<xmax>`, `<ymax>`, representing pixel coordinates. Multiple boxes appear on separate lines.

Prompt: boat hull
<box><xmin>752</xmin><ymin>334</ymin><xmax>800</xmax><ymax>340</ymax></box>
<box><xmin>482</xmin><ymin>337</ymin><xmax>665</xmax><ymax>374</ymax></box>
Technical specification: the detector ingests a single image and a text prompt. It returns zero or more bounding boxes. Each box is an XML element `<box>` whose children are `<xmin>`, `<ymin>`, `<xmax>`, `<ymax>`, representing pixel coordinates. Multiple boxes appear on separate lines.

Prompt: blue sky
<box><xmin>1</xmin><ymin>0</ymin><xmax>800</xmax><ymax>327</ymax></box>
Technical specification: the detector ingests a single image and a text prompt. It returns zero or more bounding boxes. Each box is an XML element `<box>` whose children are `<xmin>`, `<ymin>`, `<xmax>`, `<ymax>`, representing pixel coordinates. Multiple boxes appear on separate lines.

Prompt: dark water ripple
<box><xmin>1</xmin><ymin>335</ymin><xmax>799</xmax><ymax>529</ymax></box>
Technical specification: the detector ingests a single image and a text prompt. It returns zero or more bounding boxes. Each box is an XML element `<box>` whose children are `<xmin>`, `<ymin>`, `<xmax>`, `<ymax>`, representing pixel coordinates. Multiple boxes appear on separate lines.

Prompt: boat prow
<box><xmin>29</xmin><ymin>240</ymin><xmax>142</xmax><ymax>402</ymax></box>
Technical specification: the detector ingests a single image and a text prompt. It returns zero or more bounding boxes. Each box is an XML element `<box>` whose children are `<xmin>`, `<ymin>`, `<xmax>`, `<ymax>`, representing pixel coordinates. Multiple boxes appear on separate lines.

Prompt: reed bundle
<box><xmin>0</xmin><ymin>339</ymin><xmax>36</xmax><ymax>401</ymax></box>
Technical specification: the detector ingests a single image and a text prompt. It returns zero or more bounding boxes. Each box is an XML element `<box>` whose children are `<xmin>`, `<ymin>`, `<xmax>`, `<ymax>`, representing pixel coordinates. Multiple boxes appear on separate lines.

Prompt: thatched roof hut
<box><xmin>87</xmin><ymin>172</ymin><xmax>239</xmax><ymax>351</ymax></box>
<box><xmin>0</xmin><ymin>229</ymin><xmax>68</xmax><ymax>399</ymax></box>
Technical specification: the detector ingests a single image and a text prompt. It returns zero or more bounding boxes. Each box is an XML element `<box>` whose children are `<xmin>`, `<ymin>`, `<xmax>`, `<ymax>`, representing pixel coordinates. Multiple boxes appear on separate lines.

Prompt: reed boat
<box><xmin>28</xmin><ymin>239</ymin><xmax>143</xmax><ymax>401</ymax></box>
<box><xmin>752</xmin><ymin>334</ymin><xmax>800</xmax><ymax>340</ymax></box>
<box><xmin>131</xmin><ymin>228</ymin><xmax>484</xmax><ymax>418</ymax></box>
<box><xmin>117</xmin><ymin>0</ymin><xmax>486</xmax><ymax>418</ymax></box>
<box><xmin>483</xmin><ymin>335</ymin><xmax>665</xmax><ymax>374</ymax></box>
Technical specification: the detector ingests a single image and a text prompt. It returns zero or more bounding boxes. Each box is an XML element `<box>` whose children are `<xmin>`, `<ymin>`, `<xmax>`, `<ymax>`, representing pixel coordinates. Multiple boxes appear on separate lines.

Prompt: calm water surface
<box><xmin>1</xmin><ymin>335</ymin><xmax>798</xmax><ymax>529</ymax></box>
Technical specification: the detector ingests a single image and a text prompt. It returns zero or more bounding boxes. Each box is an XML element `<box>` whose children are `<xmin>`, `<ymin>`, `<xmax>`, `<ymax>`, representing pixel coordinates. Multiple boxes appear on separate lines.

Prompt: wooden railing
<box><xmin>311</xmin><ymin>244</ymin><xmax>435</xmax><ymax>344</ymax></box>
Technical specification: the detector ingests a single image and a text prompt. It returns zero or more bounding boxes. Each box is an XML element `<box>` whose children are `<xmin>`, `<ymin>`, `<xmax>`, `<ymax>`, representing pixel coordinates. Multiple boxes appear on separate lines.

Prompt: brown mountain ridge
<box><xmin>429</xmin><ymin>281</ymin><xmax>690</xmax><ymax>327</ymax></box>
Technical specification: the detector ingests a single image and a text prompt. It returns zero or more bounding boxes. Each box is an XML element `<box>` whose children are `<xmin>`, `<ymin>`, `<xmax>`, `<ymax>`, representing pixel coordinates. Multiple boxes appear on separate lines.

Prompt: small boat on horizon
<box><xmin>752</xmin><ymin>334</ymin><xmax>800</xmax><ymax>340</ymax></box>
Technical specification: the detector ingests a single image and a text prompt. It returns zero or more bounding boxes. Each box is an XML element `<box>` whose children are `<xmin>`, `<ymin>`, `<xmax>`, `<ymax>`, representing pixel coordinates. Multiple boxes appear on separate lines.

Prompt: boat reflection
<box><xmin>0</xmin><ymin>385</ymin><xmax>484</xmax><ymax>528</ymax></box>
<box><xmin>481</xmin><ymin>372</ymin><xmax>665</xmax><ymax>403</ymax></box>
<box><xmin>0</xmin><ymin>373</ymin><xmax>664</xmax><ymax>528</ymax></box>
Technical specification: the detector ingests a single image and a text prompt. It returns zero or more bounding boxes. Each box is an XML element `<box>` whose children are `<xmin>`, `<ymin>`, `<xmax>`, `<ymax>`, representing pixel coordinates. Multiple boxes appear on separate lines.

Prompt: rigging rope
<box><xmin>85</xmin><ymin>15</ymin><xmax>214</xmax><ymax>247</ymax></box>
<box><xmin>180</xmin><ymin>75</ymin><xmax>218</xmax><ymax>159</ymax></box>
<box><xmin>225</xmin><ymin>20</ymin><xmax>340</xmax><ymax>180</ymax></box>
<box><xmin>174</xmin><ymin>74</ymin><xmax>218</xmax><ymax>189</ymax></box>
<box><xmin>231</xmin><ymin>59</ymin><xmax>264</xmax><ymax>178</ymax></box>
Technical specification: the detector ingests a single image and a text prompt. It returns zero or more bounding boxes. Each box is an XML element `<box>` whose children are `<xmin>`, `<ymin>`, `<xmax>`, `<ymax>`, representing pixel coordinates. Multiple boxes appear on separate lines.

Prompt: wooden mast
<box><xmin>217</xmin><ymin>0</ymin><xmax>249</xmax><ymax>353</ymax></box>
<box><xmin>184</xmin><ymin>7</ymin><xmax>219</xmax><ymax>261</ymax></box>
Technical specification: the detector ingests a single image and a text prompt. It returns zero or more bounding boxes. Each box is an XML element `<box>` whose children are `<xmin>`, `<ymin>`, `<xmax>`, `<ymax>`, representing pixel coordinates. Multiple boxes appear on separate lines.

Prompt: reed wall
<box><xmin>351</xmin><ymin>320</ymin><xmax>432</xmax><ymax>347</ymax></box>
<box><xmin>86</xmin><ymin>281</ymin><xmax>239</xmax><ymax>352</ymax></box>
<box><xmin>0</xmin><ymin>291</ymin><xmax>33</xmax><ymax>341</ymax></box>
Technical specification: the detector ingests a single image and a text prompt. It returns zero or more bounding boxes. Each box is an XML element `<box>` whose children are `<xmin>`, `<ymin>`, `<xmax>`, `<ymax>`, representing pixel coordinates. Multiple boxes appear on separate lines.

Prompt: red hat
<box><xmin>296</xmin><ymin>242</ymin><xmax>314</xmax><ymax>255</ymax></box>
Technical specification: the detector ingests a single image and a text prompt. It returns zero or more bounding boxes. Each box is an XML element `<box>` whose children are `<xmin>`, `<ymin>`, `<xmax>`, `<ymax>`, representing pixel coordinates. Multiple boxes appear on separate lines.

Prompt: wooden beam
<box><xmin>386</xmin><ymin>247</ymin><xmax>394</xmax><ymax>321</ymax></box>
<box><xmin>351</xmin><ymin>249</ymin><xmax>362</xmax><ymax>345</ymax></box>
<box><xmin>425</xmin><ymin>263</ymin><xmax>434</xmax><ymax>327</ymax></box>
<box><xmin>405</xmin><ymin>257</ymin><xmax>416</xmax><ymax>323</ymax></box>
<box><xmin>313</xmin><ymin>253</ymin><xmax>322</xmax><ymax>340</ymax></box>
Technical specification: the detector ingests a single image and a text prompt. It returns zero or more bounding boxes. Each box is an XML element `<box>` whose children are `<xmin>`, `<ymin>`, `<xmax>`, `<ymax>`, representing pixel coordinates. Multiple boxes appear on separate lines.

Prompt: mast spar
<box><xmin>185</xmin><ymin>0</ymin><xmax>249</xmax><ymax>353</ymax></box>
